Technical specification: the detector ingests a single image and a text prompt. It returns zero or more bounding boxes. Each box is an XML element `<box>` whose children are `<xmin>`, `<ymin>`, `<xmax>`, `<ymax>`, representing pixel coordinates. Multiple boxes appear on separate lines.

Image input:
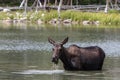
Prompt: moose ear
<box><xmin>48</xmin><ymin>37</ymin><xmax>55</xmax><ymax>45</ymax></box>
<box><xmin>61</xmin><ymin>37</ymin><xmax>69</xmax><ymax>45</ymax></box>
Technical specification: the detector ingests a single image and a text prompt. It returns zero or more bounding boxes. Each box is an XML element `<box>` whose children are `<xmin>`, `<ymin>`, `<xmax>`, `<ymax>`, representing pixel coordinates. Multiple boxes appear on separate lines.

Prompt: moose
<box><xmin>48</xmin><ymin>37</ymin><xmax>105</xmax><ymax>71</ymax></box>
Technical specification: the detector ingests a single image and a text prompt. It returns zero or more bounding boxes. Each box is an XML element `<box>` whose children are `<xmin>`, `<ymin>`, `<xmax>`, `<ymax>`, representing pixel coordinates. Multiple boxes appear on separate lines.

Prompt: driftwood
<box><xmin>0</xmin><ymin>5</ymin><xmax>111</xmax><ymax>12</ymax></box>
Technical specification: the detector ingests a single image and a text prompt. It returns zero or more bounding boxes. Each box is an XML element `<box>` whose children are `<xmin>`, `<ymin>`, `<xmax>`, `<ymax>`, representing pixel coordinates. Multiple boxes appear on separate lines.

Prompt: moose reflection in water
<box><xmin>48</xmin><ymin>37</ymin><xmax>105</xmax><ymax>71</ymax></box>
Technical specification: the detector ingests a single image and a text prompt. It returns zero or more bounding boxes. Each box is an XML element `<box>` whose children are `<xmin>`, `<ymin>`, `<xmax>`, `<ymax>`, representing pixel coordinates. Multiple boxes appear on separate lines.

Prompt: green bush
<box><xmin>108</xmin><ymin>9</ymin><xmax>120</xmax><ymax>13</ymax></box>
<box><xmin>0</xmin><ymin>10</ymin><xmax>120</xmax><ymax>25</ymax></box>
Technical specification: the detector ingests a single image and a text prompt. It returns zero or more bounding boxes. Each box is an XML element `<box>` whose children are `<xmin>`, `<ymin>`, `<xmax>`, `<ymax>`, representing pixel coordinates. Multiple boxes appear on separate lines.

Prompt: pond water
<box><xmin>0</xmin><ymin>23</ymin><xmax>120</xmax><ymax>80</ymax></box>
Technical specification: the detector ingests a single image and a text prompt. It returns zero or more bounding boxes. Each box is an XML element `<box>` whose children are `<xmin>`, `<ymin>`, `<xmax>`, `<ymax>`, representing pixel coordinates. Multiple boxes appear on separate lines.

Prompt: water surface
<box><xmin>0</xmin><ymin>24</ymin><xmax>120</xmax><ymax>80</ymax></box>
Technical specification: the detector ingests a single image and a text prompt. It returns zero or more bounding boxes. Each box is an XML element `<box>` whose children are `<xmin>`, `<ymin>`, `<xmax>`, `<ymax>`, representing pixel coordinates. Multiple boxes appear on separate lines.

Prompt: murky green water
<box><xmin>0</xmin><ymin>24</ymin><xmax>120</xmax><ymax>80</ymax></box>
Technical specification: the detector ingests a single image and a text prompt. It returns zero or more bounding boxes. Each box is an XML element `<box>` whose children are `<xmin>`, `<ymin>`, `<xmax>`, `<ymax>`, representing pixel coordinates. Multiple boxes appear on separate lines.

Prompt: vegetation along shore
<box><xmin>1</xmin><ymin>10</ymin><xmax>120</xmax><ymax>26</ymax></box>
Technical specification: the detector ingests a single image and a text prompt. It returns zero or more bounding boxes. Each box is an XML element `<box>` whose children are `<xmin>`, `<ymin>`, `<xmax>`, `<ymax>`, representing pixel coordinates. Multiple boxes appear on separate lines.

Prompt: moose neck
<box><xmin>59</xmin><ymin>47</ymin><xmax>73</xmax><ymax>70</ymax></box>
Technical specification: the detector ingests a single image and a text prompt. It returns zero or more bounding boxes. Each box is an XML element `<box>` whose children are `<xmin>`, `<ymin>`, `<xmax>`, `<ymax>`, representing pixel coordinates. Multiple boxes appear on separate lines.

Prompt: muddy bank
<box><xmin>1</xmin><ymin>18</ymin><xmax>100</xmax><ymax>26</ymax></box>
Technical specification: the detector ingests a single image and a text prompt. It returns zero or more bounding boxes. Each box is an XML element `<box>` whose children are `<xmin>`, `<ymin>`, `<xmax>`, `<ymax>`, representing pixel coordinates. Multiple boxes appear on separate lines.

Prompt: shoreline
<box><xmin>0</xmin><ymin>10</ymin><xmax>120</xmax><ymax>26</ymax></box>
<box><xmin>0</xmin><ymin>19</ymin><xmax>120</xmax><ymax>30</ymax></box>
<box><xmin>1</xmin><ymin>18</ymin><xmax>100</xmax><ymax>26</ymax></box>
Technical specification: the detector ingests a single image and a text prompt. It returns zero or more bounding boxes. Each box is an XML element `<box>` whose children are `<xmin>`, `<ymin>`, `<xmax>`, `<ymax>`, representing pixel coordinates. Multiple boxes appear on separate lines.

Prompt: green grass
<box><xmin>0</xmin><ymin>12</ymin><xmax>8</xmax><ymax>19</ymax></box>
<box><xmin>1</xmin><ymin>10</ymin><xmax>120</xmax><ymax>25</ymax></box>
<box><xmin>60</xmin><ymin>10</ymin><xmax>120</xmax><ymax>25</ymax></box>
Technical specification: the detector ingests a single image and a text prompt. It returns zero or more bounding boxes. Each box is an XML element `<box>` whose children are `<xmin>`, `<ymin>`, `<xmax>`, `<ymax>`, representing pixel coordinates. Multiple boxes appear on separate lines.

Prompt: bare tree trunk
<box><xmin>32</xmin><ymin>0</ymin><xmax>42</xmax><ymax>8</ymax></box>
<box><xmin>48</xmin><ymin>0</ymin><xmax>50</xmax><ymax>4</ymax></box>
<box><xmin>24</xmin><ymin>0</ymin><xmax>27</xmax><ymax>15</ymax></box>
<box><xmin>105</xmin><ymin>0</ymin><xmax>115</xmax><ymax>13</ymax></box>
<box><xmin>20</xmin><ymin>0</ymin><xmax>26</xmax><ymax>7</ymax></box>
<box><xmin>63</xmin><ymin>0</ymin><xmax>67</xmax><ymax>5</ymax></box>
<box><xmin>55</xmin><ymin>0</ymin><xmax>58</xmax><ymax>6</ymax></box>
<box><xmin>38</xmin><ymin>0</ymin><xmax>42</xmax><ymax>7</ymax></box>
<box><xmin>32</xmin><ymin>0</ymin><xmax>37</xmax><ymax>8</ymax></box>
<box><xmin>44</xmin><ymin>0</ymin><xmax>47</xmax><ymax>10</ymax></box>
<box><xmin>66</xmin><ymin>0</ymin><xmax>72</xmax><ymax>7</ymax></box>
<box><xmin>67</xmin><ymin>0</ymin><xmax>70</xmax><ymax>5</ymax></box>
<box><xmin>70</xmin><ymin>0</ymin><xmax>72</xmax><ymax>7</ymax></box>
<box><xmin>110</xmin><ymin>0</ymin><xmax>113</xmax><ymax>9</ymax></box>
<box><xmin>105</xmin><ymin>0</ymin><xmax>109</xmax><ymax>13</ymax></box>
<box><xmin>58</xmin><ymin>0</ymin><xmax>63</xmax><ymax>18</ymax></box>
<box><xmin>76</xmin><ymin>0</ymin><xmax>78</xmax><ymax>5</ymax></box>
<box><xmin>115</xmin><ymin>0</ymin><xmax>119</xmax><ymax>9</ymax></box>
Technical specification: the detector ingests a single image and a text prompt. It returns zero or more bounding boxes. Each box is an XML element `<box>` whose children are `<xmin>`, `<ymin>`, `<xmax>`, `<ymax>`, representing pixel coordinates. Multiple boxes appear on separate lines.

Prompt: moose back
<box><xmin>48</xmin><ymin>37</ymin><xmax>105</xmax><ymax>71</ymax></box>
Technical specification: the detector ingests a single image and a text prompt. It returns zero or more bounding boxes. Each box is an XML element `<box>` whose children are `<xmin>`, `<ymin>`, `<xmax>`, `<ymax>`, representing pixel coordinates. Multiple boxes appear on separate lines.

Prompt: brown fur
<box><xmin>48</xmin><ymin>37</ymin><xmax>105</xmax><ymax>71</ymax></box>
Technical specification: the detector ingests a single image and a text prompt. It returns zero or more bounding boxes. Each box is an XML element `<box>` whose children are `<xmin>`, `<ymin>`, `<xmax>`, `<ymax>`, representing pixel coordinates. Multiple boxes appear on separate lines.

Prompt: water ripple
<box><xmin>12</xmin><ymin>70</ymin><xmax>64</xmax><ymax>75</ymax></box>
<box><xmin>0</xmin><ymin>40</ymin><xmax>120</xmax><ymax>57</ymax></box>
<box><xmin>0</xmin><ymin>40</ymin><xmax>50</xmax><ymax>51</ymax></box>
<box><xmin>68</xmin><ymin>41</ymin><xmax>120</xmax><ymax>57</ymax></box>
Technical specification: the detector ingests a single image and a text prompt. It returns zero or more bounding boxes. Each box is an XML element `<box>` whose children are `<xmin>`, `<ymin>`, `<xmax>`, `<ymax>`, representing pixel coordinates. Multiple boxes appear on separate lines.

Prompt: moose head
<box><xmin>48</xmin><ymin>37</ymin><xmax>69</xmax><ymax>64</ymax></box>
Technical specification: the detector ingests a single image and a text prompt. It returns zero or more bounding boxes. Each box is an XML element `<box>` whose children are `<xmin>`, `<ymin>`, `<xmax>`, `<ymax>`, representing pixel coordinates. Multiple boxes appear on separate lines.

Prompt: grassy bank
<box><xmin>0</xmin><ymin>10</ymin><xmax>120</xmax><ymax>25</ymax></box>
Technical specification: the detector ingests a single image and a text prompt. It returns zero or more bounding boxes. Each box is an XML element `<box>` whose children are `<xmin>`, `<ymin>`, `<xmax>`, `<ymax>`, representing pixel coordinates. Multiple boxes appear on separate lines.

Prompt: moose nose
<box><xmin>52</xmin><ymin>57</ymin><xmax>56</xmax><ymax>62</ymax></box>
<box><xmin>52</xmin><ymin>57</ymin><xmax>58</xmax><ymax>64</ymax></box>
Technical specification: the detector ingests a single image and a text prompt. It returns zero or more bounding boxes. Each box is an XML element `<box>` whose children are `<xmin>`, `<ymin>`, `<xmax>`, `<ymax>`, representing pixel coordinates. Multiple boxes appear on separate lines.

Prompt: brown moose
<box><xmin>48</xmin><ymin>37</ymin><xmax>105</xmax><ymax>71</ymax></box>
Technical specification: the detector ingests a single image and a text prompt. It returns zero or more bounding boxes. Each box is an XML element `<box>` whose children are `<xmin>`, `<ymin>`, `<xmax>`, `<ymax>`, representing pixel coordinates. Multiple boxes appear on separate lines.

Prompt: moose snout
<box><xmin>52</xmin><ymin>57</ymin><xmax>59</xmax><ymax>64</ymax></box>
<box><xmin>52</xmin><ymin>57</ymin><xmax>55</xmax><ymax>62</ymax></box>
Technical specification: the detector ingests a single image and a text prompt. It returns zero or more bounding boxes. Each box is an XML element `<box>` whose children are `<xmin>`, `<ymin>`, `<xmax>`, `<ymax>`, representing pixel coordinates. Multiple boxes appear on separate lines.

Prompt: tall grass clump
<box><xmin>0</xmin><ymin>10</ymin><xmax>120</xmax><ymax>25</ymax></box>
<box><xmin>43</xmin><ymin>10</ymin><xmax>58</xmax><ymax>22</ymax></box>
<box><xmin>108</xmin><ymin>9</ymin><xmax>120</xmax><ymax>13</ymax></box>
<box><xmin>27</xmin><ymin>11</ymin><xmax>42</xmax><ymax>21</ymax></box>
<box><xmin>61</xmin><ymin>10</ymin><xmax>73</xmax><ymax>19</ymax></box>
<box><xmin>60</xmin><ymin>11</ymin><xmax>120</xmax><ymax>25</ymax></box>
<box><xmin>100</xmin><ymin>13</ymin><xmax>120</xmax><ymax>25</ymax></box>
<box><xmin>0</xmin><ymin>12</ymin><xmax>8</xmax><ymax>19</ymax></box>
<box><xmin>61</xmin><ymin>11</ymin><xmax>103</xmax><ymax>22</ymax></box>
